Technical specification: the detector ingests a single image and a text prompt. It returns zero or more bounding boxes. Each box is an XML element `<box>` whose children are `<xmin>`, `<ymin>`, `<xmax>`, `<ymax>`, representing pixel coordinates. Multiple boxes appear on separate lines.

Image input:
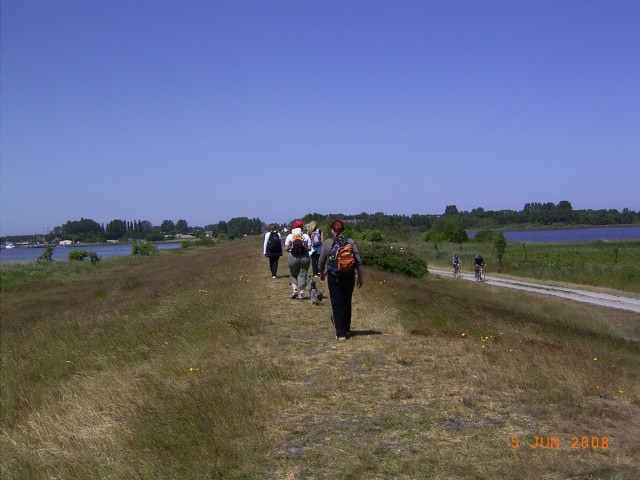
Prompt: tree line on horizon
<box><xmin>3</xmin><ymin>201</ymin><xmax>639</xmax><ymax>243</ymax></box>
<box><xmin>304</xmin><ymin>201</ymin><xmax>639</xmax><ymax>235</ymax></box>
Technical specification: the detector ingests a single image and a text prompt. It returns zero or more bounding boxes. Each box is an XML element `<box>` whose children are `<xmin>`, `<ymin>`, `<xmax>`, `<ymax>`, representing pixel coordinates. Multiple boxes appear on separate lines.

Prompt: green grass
<box><xmin>1</xmin><ymin>238</ymin><xmax>639</xmax><ymax>479</ymax></box>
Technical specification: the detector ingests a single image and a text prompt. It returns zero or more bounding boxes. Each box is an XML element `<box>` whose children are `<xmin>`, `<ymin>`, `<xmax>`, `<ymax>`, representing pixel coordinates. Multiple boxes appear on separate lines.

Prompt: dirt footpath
<box><xmin>429</xmin><ymin>268</ymin><xmax>640</xmax><ymax>314</ymax></box>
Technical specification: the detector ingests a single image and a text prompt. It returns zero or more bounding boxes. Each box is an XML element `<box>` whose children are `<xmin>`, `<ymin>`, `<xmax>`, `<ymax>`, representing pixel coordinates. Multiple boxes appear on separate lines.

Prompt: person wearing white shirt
<box><xmin>284</xmin><ymin>219</ymin><xmax>312</xmax><ymax>299</ymax></box>
<box><xmin>263</xmin><ymin>224</ymin><xmax>282</xmax><ymax>278</ymax></box>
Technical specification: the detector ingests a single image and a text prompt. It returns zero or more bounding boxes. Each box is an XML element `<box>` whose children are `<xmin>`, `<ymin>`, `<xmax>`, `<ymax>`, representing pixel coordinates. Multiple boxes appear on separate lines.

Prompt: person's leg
<box><xmin>328</xmin><ymin>274</ymin><xmax>349</xmax><ymax>338</ymax></box>
<box><xmin>297</xmin><ymin>256</ymin><xmax>311</xmax><ymax>297</ymax></box>
<box><xmin>311</xmin><ymin>252</ymin><xmax>320</xmax><ymax>276</ymax></box>
<box><xmin>269</xmin><ymin>256</ymin><xmax>278</xmax><ymax>277</ymax></box>
<box><xmin>342</xmin><ymin>273</ymin><xmax>356</xmax><ymax>333</ymax></box>
<box><xmin>287</xmin><ymin>256</ymin><xmax>301</xmax><ymax>296</ymax></box>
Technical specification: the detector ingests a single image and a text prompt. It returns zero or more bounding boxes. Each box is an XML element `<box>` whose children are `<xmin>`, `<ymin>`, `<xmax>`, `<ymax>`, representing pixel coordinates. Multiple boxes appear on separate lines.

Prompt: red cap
<box><xmin>292</xmin><ymin>220</ymin><xmax>304</xmax><ymax>229</ymax></box>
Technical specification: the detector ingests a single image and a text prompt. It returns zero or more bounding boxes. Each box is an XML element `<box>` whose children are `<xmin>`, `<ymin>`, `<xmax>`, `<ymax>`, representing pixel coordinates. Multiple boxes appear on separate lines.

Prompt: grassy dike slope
<box><xmin>1</xmin><ymin>238</ymin><xmax>639</xmax><ymax>479</ymax></box>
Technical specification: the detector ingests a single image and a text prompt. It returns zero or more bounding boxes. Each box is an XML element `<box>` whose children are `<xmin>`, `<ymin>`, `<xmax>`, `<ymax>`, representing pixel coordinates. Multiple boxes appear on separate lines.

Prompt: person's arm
<box><xmin>318</xmin><ymin>239</ymin><xmax>330</xmax><ymax>281</ymax></box>
<box><xmin>352</xmin><ymin>240</ymin><xmax>364</xmax><ymax>288</ymax></box>
<box><xmin>276</xmin><ymin>233</ymin><xmax>283</xmax><ymax>254</ymax></box>
<box><xmin>263</xmin><ymin>233</ymin><xmax>268</xmax><ymax>256</ymax></box>
<box><xmin>356</xmin><ymin>264</ymin><xmax>364</xmax><ymax>288</ymax></box>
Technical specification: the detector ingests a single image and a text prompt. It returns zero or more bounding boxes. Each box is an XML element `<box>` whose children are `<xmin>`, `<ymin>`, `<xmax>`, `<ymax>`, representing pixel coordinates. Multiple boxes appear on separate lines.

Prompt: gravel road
<box><xmin>429</xmin><ymin>268</ymin><xmax>640</xmax><ymax>314</ymax></box>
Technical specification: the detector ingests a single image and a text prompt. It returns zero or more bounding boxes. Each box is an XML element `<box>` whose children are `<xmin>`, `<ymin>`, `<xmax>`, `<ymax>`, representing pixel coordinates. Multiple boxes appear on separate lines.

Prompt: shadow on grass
<box><xmin>348</xmin><ymin>329</ymin><xmax>383</xmax><ymax>338</ymax></box>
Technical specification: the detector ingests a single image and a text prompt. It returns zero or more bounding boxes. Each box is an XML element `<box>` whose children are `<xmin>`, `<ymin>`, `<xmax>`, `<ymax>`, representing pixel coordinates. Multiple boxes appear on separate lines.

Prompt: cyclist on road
<box><xmin>453</xmin><ymin>254</ymin><xmax>461</xmax><ymax>276</ymax></box>
<box><xmin>474</xmin><ymin>254</ymin><xmax>485</xmax><ymax>280</ymax></box>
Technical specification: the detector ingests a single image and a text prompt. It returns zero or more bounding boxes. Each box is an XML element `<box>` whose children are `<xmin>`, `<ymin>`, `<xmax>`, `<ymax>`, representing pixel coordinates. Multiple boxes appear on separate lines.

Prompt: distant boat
<box><xmin>3</xmin><ymin>243</ymin><xmax>16</xmax><ymax>249</ymax></box>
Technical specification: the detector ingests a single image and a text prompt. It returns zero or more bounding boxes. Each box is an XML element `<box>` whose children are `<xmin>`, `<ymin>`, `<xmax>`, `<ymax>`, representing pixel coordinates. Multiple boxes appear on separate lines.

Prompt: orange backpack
<box><xmin>328</xmin><ymin>236</ymin><xmax>355</xmax><ymax>274</ymax></box>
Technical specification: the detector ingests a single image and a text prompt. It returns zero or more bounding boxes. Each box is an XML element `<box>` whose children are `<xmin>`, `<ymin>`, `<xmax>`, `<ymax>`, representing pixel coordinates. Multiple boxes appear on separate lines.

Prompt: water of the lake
<box><xmin>0</xmin><ymin>243</ymin><xmax>181</xmax><ymax>263</ymax></box>
<box><xmin>469</xmin><ymin>226</ymin><xmax>640</xmax><ymax>243</ymax></box>
<box><xmin>2</xmin><ymin>226</ymin><xmax>640</xmax><ymax>264</ymax></box>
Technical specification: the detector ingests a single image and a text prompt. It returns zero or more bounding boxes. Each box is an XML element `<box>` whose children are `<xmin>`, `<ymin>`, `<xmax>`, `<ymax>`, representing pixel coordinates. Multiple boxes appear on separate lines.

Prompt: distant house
<box><xmin>344</xmin><ymin>218</ymin><xmax>364</xmax><ymax>225</ymax></box>
<box><xmin>59</xmin><ymin>240</ymin><xmax>73</xmax><ymax>246</ymax></box>
<box><xmin>175</xmin><ymin>234</ymin><xmax>196</xmax><ymax>240</ymax></box>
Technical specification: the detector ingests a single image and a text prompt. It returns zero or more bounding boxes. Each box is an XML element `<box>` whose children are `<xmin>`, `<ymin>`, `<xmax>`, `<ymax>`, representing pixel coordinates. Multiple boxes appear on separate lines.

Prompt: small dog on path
<box><xmin>309</xmin><ymin>277</ymin><xmax>324</xmax><ymax>306</ymax></box>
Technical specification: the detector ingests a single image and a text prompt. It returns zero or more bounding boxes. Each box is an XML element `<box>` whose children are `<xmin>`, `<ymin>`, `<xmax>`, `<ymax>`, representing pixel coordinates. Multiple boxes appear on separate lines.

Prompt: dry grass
<box><xmin>256</xmin><ymin>267</ymin><xmax>640</xmax><ymax>479</ymax></box>
<box><xmin>1</xmin><ymin>238</ymin><xmax>639</xmax><ymax>479</ymax></box>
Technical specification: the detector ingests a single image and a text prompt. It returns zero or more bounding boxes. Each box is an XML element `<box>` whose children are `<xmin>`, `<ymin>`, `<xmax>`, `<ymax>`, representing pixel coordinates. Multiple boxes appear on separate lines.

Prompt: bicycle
<box><xmin>475</xmin><ymin>266</ymin><xmax>486</xmax><ymax>282</ymax></box>
<box><xmin>453</xmin><ymin>263</ymin><xmax>461</xmax><ymax>277</ymax></box>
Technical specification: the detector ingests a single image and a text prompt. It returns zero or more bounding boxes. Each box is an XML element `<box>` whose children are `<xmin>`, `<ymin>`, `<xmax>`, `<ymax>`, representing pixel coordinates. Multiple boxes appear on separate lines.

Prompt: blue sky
<box><xmin>1</xmin><ymin>0</ymin><xmax>639</xmax><ymax>236</ymax></box>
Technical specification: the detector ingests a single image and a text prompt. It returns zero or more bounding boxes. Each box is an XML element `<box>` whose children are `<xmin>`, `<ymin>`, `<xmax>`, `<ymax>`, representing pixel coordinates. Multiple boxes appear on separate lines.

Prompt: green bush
<box><xmin>359</xmin><ymin>243</ymin><xmax>428</xmax><ymax>278</ymax></box>
<box><xmin>131</xmin><ymin>242</ymin><xmax>159</xmax><ymax>256</ymax></box>
<box><xmin>195</xmin><ymin>236</ymin><xmax>216</xmax><ymax>246</ymax></box>
<box><xmin>360</xmin><ymin>229</ymin><xmax>385</xmax><ymax>242</ymax></box>
<box><xmin>474</xmin><ymin>229</ymin><xmax>501</xmax><ymax>243</ymax></box>
<box><xmin>68</xmin><ymin>250</ymin><xmax>100</xmax><ymax>265</ymax></box>
<box><xmin>424</xmin><ymin>224</ymin><xmax>468</xmax><ymax>244</ymax></box>
<box><xmin>495</xmin><ymin>234</ymin><xmax>506</xmax><ymax>266</ymax></box>
<box><xmin>36</xmin><ymin>246</ymin><xmax>54</xmax><ymax>265</ymax></box>
<box><xmin>145</xmin><ymin>231</ymin><xmax>165</xmax><ymax>242</ymax></box>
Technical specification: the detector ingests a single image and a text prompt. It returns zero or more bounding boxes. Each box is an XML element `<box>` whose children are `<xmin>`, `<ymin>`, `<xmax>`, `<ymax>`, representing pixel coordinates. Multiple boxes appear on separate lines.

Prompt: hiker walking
<box><xmin>263</xmin><ymin>224</ymin><xmax>283</xmax><ymax>278</ymax></box>
<box><xmin>319</xmin><ymin>219</ymin><xmax>364</xmax><ymax>341</ymax></box>
<box><xmin>284</xmin><ymin>220</ymin><xmax>312</xmax><ymax>299</ymax></box>
<box><xmin>306</xmin><ymin>220</ymin><xmax>324</xmax><ymax>277</ymax></box>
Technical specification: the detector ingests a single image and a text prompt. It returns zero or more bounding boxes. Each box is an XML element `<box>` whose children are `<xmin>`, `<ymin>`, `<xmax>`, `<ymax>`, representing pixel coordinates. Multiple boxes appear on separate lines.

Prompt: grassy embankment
<box><xmin>413</xmin><ymin>239</ymin><xmax>640</xmax><ymax>294</ymax></box>
<box><xmin>1</xmin><ymin>238</ymin><xmax>639</xmax><ymax>479</ymax></box>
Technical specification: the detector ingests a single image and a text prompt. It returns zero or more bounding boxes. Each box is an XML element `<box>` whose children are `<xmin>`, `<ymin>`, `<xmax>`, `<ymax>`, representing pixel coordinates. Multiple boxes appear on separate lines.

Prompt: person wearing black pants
<box><xmin>268</xmin><ymin>256</ymin><xmax>279</xmax><ymax>278</ymax></box>
<box><xmin>327</xmin><ymin>271</ymin><xmax>356</xmax><ymax>338</ymax></box>
<box><xmin>263</xmin><ymin>224</ymin><xmax>282</xmax><ymax>278</ymax></box>
<box><xmin>319</xmin><ymin>219</ymin><xmax>364</xmax><ymax>341</ymax></box>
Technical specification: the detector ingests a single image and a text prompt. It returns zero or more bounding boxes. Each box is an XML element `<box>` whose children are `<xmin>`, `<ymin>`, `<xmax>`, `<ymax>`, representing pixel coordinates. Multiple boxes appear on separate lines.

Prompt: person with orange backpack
<box><xmin>284</xmin><ymin>219</ymin><xmax>312</xmax><ymax>299</ymax></box>
<box><xmin>319</xmin><ymin>219</ymin><xmax>364</xmax><ymax>341</ymax></box>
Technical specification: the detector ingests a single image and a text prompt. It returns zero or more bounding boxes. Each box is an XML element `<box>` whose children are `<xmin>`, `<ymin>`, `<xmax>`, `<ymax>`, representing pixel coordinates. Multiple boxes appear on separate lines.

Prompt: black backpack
<box><xmin>267</xmin><ymin>232</ymin><xmax>281</xmax><ymax>252</ymax></box>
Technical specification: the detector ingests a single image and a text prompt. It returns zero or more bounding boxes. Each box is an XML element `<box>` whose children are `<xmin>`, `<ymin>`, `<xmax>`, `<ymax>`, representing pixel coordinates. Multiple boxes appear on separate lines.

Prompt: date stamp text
<box><xmin>511</xmin><ymin>435</ymin><xmax>610</xmax><ymax>450</ymax></box>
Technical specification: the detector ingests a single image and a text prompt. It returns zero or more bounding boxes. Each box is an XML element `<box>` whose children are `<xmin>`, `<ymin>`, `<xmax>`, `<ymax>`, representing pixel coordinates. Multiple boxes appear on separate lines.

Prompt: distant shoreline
<box><xmin>468</xmin><ymin>223</ymin><xmax>640</xmax><ymax>233</ymax></box>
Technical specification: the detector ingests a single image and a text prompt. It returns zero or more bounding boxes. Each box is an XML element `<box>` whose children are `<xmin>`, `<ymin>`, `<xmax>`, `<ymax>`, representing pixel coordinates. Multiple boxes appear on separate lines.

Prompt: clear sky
<box><xmin>1</xmin><ymin>0</ymin><xmax>639</xmax><ymax>236</ymax></box>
